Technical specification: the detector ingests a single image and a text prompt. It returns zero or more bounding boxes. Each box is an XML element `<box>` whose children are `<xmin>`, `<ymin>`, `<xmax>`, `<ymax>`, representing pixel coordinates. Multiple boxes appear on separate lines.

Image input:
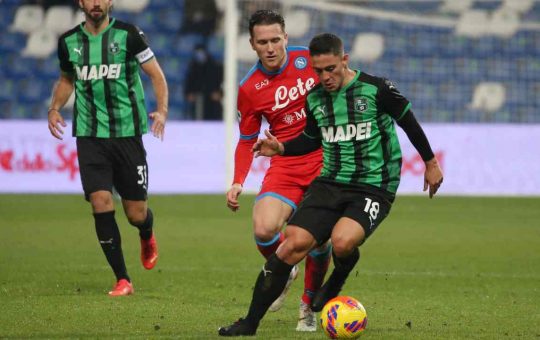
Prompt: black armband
<box><xmin>396</xmin><ymin>110</ymin><xmax>435</xmax><ymax>162</ymax></box>
<box><xmin>282</xmin><ymin>133</ymin><xmax>321</xmax><ymax>156</ymax></box>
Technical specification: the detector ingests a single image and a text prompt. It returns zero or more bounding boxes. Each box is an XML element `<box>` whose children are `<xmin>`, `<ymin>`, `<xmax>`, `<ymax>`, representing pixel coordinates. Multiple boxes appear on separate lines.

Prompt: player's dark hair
<box><xmin>309</xmin><ymin>33</ymin><xmax>343</xmax><ymax>57</ymax></box>
<box><xmin>248</xmin><ymin>10</ymin><xmax>285</xmax><ymax>37</ymax></box>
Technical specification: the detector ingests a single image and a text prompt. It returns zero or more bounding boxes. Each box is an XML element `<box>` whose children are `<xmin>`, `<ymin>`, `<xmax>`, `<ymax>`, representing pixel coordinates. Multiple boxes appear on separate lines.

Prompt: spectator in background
<box><xmin>180</xmin><ymin>0</ymin><xmax>218</xmax><ymax>40</ymax></box>
<box><xmin>184</xmin><ymin>44</ymin><xmax>223</xmax><ymax>120</ymax></box>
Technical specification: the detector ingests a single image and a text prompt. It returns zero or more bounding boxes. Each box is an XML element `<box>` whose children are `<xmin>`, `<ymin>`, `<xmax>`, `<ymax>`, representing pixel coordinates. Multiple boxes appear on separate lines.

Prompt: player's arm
<box><xmin>380</xmin><ymin>78</ymin><xmax>443</xmax><ymax>198</ymax></box>
<box><xmin>254</xmin><ymin>104</ymin><xmax>320</xmax><ymax>157</ymax></box>
<box><xmin>396</xmin><ymin>110</ymin><xmax>443</xmax><ymax>198</ymax></box>
<box><xmin>48</xmin><ymin>37</ymin><xmax>75</xmax><ymax>140</ymax></box>
<box><xmin>141</xmin><ymin>58</ymin><xmax>168</xmax><ymax>140</ymax></box>
<box><xmin>226</xmin><ymin>89</ymin><xmax>261</xmax><ymax>211</ymax></box>
<box><xmin>129</xmin><ymin>24</ymin><xmax>168</xmax><ymax>140</ymax></box>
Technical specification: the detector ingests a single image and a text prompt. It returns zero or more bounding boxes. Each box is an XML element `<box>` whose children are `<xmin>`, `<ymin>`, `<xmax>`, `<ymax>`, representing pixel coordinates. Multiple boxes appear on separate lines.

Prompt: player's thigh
<box><xmin>342</xmin><ymin>192</ymin><xmax>392</xmax><ymax>241</ymax></box>
<box><xmin>288</xmin><ymin>180</ymin><xmax>343</xmax><ymax>246</ymax></box>
<box><xmin>76</xmin><ymin>137</ymin><xmax>114</xmax><ymax>201</ymax></box>
<box><xmin>252</xmin><ymin>195</ymin><xmax>294</xmax><ymax>235</ymax></box>
<box><xmin>111</xmin><ymin>137</ymin><xmax>148</xmax><ymax>201</ymax></box>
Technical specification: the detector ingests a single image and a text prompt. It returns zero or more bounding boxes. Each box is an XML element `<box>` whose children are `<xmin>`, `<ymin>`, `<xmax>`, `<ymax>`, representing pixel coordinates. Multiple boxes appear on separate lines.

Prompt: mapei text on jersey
<box><xmin>321</xmin><ymin>122</ymin><xmax>372</xmax><ymax>143</ymax></box>
<box><xmin>75</xmin><ymin>64</ymin><xmax>122</xmax><ymax>81</ymax></box>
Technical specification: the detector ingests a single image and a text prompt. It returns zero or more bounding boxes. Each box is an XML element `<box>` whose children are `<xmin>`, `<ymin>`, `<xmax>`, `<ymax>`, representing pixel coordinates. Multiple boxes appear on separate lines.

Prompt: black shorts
<box><xmin>77</xmin><ymin>136</ymin><xmax>148</xmax><ymax>201</ymax></box>
<box><xmin>288</xmin><ymin>179</ymin><xmax>392</xmax><ymax>245</ymax></box>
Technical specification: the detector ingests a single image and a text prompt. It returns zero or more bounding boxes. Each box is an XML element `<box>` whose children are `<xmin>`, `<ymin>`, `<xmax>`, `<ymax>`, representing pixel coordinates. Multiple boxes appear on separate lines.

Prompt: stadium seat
<box><xmin>351</xmin><ymin>33</ymin><xmax>384</xmax><ymax>63</ymax></box>
<box><xmin>489</xmin><ymin>8</ymin><xmax>520</xmax><ymax>37</ymax></box>
<box><xmin>44</xmin><ymin>6</ymin><xmax>74</xmax><ymax>34</ymax></box>
<box><xmin>500</xmin><ymin>0</ymin><xmax>534</xmax><ymax>13</ymax></box>
<box><xmin>9</xmin><ymin>5</ymin><xmax>44</xmax><ymax>34</ymax></box>
<box><xmin>22</xmin><ymin>30</ymin><xmax>57</xmax><ymax>58</ymax></box>
<box><xmin>439</xmin><ymin>0</ymin><xmax>473</xmax><ymax>14</ymax></box>
<box><xmin>455</xmin><ymin>10</ymin><xmax>490</xmax><ymax>37</ymax></box>
<box><xmin>469</xmin><ymin>82</ymin><xmax>506</xmax><ymax>112</ymax></box>
<box><xmin>284</xmin><ymin>10</ymin><xmax>310</xmax><ymax>38</ymax></box>
<box><xmin>115</xmin><ymin>0</ymin><xmax>150</xmax><ymax>13</ymax></box>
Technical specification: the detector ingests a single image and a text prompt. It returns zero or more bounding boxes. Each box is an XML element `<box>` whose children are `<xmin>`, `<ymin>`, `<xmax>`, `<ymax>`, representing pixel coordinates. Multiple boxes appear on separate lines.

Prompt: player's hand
<box><xmin>149</xmin><ymin>111</ymin><xmax>167</xmax><ymax>140</ymax></box>
<box><xmin>424</xmin><ymin>158</ymin><xmax>443</xmax><ymax>198</ymax></box>
<box><xmin>48</xmin><ymin>109</ymin><xmax>66</xmax><ymax>140</ymax></box>
<box><xmin>253</xmin><ymin>129</ymin><xmax>284</xmax><ymax>157</ymax></box>
<box><xmin>226</xmin><ymin>183</ymin><xmax>243</xmax><ymax>212</ymax></box>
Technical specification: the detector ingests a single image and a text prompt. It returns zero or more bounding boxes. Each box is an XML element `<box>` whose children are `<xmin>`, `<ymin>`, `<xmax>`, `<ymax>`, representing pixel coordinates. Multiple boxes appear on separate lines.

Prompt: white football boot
<box><xmin>296</xmin><ymin>300</ymin><xmax>317</xmax><ymax>332</ymax></box>
<box><xmin>268</xmin><ymin>264</ymin><xmax>299</xmax><ymax>312</ymax></box>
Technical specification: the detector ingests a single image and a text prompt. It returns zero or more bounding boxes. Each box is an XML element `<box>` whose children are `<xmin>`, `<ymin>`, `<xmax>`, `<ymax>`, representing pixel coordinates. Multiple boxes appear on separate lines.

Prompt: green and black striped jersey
<box><xmin>58</xmin><ymin>18</ymin><xmax>154</xmax><ymax>138</ymax></box>
<box><xmin>303</xmin><ymin>71</ymin><xmax>411</xmax><ymax>197</ymax></box>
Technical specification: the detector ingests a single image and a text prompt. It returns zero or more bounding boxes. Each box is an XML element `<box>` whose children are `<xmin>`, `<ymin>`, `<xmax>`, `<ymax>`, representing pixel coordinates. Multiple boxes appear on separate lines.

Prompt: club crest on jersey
<box><xmin>354</xmin><ymin>97</ymin><xmax>368</xmax><ymax>112</ymax></box>
<box><xmin>294</xmin><ymin>57</ymin><xmax>307</xmax><ymax>70</ymax></box>
<box><xmin>109</xmin><ymin>42</ymin><xmax>120</xmax><ymax>55</ymax></box>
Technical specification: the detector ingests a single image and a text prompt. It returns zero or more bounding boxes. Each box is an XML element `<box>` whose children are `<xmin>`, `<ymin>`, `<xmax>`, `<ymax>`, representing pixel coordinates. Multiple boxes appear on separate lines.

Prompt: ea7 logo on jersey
<box><xmin>75</xmin><ymin>64</ymin><xmax>122</xmax><ymax>80</ymax></box>
<box><xmin>255</xmin><ymin>79</ymin><xmax>269</xmax><ymax>90</ymax></box>
<box><xmin>321</xmin><ymin>122</ymin><xmax>372</xmax><ymax>143</ymax></box>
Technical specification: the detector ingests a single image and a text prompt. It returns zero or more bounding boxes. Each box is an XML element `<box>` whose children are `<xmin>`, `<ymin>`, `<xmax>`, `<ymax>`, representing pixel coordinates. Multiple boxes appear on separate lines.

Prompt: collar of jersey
<box><xmin>331</xmin><ymin>69</ymin><xmax>361</xmax><ymax>95</ymax></box>
<box><xmin>80</xmin><ymin>17</ymin><xmax>116</xmax><ymax>39</ymax></box>
<box><xmin>256</xmin><ymin>49</ymin><xmax>291</xmax><ymax>76</ymax></box>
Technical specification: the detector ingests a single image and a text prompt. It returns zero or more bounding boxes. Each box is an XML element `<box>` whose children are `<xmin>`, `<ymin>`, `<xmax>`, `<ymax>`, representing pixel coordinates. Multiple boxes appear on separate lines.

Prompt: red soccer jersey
<box><xmin>233</xmin><ymin>46</ymin><xmax>322</xmax><ymax>185</ymax></box>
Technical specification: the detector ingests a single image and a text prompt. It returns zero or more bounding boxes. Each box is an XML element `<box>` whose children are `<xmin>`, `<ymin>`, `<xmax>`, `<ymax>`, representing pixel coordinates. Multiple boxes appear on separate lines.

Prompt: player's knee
<box><xmin>277</xmin><ymin>237</ymin><xmax>310</xmax><ymax>264</ymax></box>
<box><xmin>331</xmin><ymin>237</ymin><xmax>357</xmax><ymax>258</ymax></box>
<box><xmin>89</xmin><ymin>191</ymin><xmax>113</xmax><ymax>213</ymax></box>
<box><xmin>126</xmin><ymin>209</ymin><xmax>146</xmax><ymax>226</ymax></box>
<box><xmin>253</xmin><ymin>219</ymin><xmax>281</xmax><ymax>242</ymax></box>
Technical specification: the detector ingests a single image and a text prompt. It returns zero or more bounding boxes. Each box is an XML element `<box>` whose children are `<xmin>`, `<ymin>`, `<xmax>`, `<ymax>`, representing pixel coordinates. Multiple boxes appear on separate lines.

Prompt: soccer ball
<box><xmin>320</xmin><ymin>296</ymin><xmax>367</xmax><ymax>339</ymax></box>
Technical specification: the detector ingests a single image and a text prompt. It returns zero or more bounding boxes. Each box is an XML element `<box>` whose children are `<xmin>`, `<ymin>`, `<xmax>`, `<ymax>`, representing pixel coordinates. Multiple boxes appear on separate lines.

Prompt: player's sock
<box><xmin>330</xmin><ymin>247</ymin><xmax>360</xmax><ymax>283</ymax></box>
<box><xmin>132</xmin><ymin>208</ymin><xmax>153</xmax><ymax>240</ymax></box>
<box><xmin>311</xmin><ymin>248</ymin><xmax>360</xmax><ymax>312</ymax></box>
<box><xmin>94</xmin><ymin>211</ymin><xmax>130</xmax><ymax>282</ymax></box>
<box><xmin>255</xmin><ymin>232</ymin><xmax>284</xmax><ymax>259</ymax></box>
<box><xmin>302</xmin><ymin>243</ymin><xmax>332</xmax><ymax>305</ymax></box>
<box><xmin>244</xmin><ymin>253</ymin><xmax>293</xmax><ymax>327</ymax></box>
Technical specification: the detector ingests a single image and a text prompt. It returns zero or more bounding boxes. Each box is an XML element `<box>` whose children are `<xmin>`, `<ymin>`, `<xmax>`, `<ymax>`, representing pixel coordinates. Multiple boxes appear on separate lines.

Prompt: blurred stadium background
<box><xmin>1</xmin><ymin>2</ymin><xmax>539</xmax><ymax>338</ymax></box>
<box><xmin>0</xmin><ymin>0</ymin><xmax>539</xmax><ymax>194</ymax></box>
<box><xmin>0</xmin><ymin>0</ymin><xmax>539</xmax><ymax>122</ymax></box>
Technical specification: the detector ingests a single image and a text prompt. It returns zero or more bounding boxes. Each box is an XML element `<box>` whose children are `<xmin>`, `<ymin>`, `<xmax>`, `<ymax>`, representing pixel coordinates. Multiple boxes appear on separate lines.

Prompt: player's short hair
<box><xmin>309</xmin><ymin>33</ymin><xmax>344</xmax><ymax>57</ymax></box>
<box><xmin>248</xmin><ymin>10</ymin><xmax>285</xmax><ymax>37</ymax></box>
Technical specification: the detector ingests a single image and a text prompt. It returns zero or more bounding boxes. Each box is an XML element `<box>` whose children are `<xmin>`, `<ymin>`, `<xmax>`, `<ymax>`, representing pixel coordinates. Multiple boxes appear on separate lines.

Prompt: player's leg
<box><xmin>218</xmin><ymin>226</ymin><xmax>316</xmax><ymax>336</ymax></box>
<box><xmin>252</xmin><ymin>194</ymin><xmax>293</xmax><ymax>258</ymax></box>
<box><xmin>297</xmin><ymin>241</ymin><xmax>331</xmax><ymax>331</ymax></box>
<box><xmin>311</xmin><ymin>217</ymin><xmax>363</xmax><ymax>312</ymax></box>
<box><xmin>77</xmin><ymin>137</ymin><xmax>132</xmax><ymax>296</ymax></box>
<box><xmin>311</xmin><ymin>192</ymin><xmax>392</xmax><ymax>311</ymax></box>
<box><xmin>113</xmin><ymin>136</ymin><xmax>158</xmax><ymax>270</ymax></box>
<box><xmin>252</xmin><ymin>194</ymin><xmax>299</xmax><ymax>312</ymax></box>
<box><xmin>218</xmin><ymin>181</ymin><xmax>341</xmax><ymax>336</ymax></box>
<box><xmin>122</xmin><ymin>199</ymin><xmax>158</xmax><ymax>270</ymax></box>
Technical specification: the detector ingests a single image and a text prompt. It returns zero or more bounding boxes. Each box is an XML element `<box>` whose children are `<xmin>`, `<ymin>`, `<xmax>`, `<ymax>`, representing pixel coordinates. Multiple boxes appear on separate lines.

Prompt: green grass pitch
<box><xmin>0</xmin><ymin>194</ymin><xmax>539</xmax><ymax>339</ymax></box>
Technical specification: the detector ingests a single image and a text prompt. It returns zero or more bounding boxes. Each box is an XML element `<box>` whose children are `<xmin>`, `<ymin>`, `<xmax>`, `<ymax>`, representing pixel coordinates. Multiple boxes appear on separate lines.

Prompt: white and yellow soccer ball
<box><xmin>320</xmin><ymin>296</ymin><xmax>368</xmax><ymax>339</ymax></box>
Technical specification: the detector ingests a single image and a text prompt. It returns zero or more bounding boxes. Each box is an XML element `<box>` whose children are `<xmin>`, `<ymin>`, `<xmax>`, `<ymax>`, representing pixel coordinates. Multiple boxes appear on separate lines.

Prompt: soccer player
<box><xmin>225</xmin><ymin>10</ymin><xmax>331</xmax><ymax>331</ymax></box>
<box><xmin>47</xmin><ymin>0</ymin><xmax>168</xmax><ymax>296</ymax></box>
<box><xmin>218</xmin><ymin>32</ymin><xmax>444</xmax><ymax>336</ymax></box>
